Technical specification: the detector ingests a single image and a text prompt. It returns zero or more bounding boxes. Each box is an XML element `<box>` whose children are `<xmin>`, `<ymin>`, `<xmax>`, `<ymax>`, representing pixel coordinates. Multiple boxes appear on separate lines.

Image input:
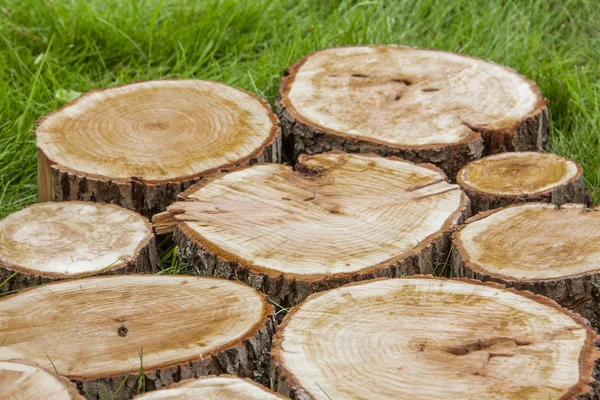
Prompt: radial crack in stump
<box><xmin>154</xmin><ymin>152</ymin><xmax>469</xmax><ymax>307</ymax></box>
<box><xmin>453</xmin><ymin>203</ymin><xmax>600</xmax><ymax>331</ymax></box>
<box><xmin>0</xmin><ymin>275</ymin><xmax>274</xmax><ymax>400</ymax></box>
<box><xmin>133</xmin><ymin>375</ymin><xmax>286</xmax><ymax>399</ymax></box>
<box><xmin>1</xmin><ymin>360</ymin><xmax>84</xmax><ymax>400</ymax></box>
<box><xmin>457</xmin><ymin>152</ymin><xmax>589</xmax><ymax>214</ymax></box>
<box><xmin>270</xmin><ymin>277</ymin><xmax>600</xmax><ymax>400</ymax></box>
<box><xmin>277</xmin><ymin>45</ymin><xmax>548</xmax><ymax>178</ymax></box>
<box><xmin>37</xmin><ymin>79</ymin><xmax>281</xmax><ymax>217</ymax></box>
<box><xmin>0</xmin><ymin>201</ymin><xmax>160</xmax><ymax>292</ymax></box>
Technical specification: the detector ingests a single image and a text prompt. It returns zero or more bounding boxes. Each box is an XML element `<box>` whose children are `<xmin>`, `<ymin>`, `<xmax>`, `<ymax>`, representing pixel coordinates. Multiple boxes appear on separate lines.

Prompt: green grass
<box><xmin>0</xmin><ymin>0</ymin><xmax>598</xmax><ymax>220</ymax></box>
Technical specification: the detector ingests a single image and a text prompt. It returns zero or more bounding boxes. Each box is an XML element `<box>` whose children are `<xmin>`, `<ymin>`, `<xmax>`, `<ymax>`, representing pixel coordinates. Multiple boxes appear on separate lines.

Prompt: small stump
<box><xmin>1</xmin><ymin>360</ymin><xmax>84</xmax><ymax>400</ymax></box>
<box><xmin>271</xmin><ymin>277</ymin><xmax>600</xmax><ymax>399</ymax></box>
<box><xmin>37</xmin><ymin>80</ymin><xmax>281</xmax><ymax>216</ymax></box>
<box><xmin>0</xmin><ymin>275</ymin><xmax>274</xmax><ymax>399</ymax></box>
<box><xmin>0</xmin><ymin>202</ymin><xmax>159</xmax><ymax>292</ymax></box>
<box><xmin>277</xmin><ymin>46</ymin><xmax>548</xmax><ymax>178</ymax></box>
<box><xmin>155</xmin><ymin>152</ymin><xmax>469</xmax><ymax>306</ymax></box>
<box><xmin>457</xmin><ymin>152</ymin><xmax>588</xmax><ymax>214</ymax></box>
<box><xmin>453</xmin><ymin>203</ymin><xmax>600</xmax><ymax>331</ymax></box>
<box><xmin>133</xmin><ymin>375</ymin><xmax>286</xmax><ymax>399</ymax></box>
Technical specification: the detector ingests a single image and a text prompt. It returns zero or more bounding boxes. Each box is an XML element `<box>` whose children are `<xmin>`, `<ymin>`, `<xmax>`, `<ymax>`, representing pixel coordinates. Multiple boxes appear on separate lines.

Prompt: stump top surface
<box><xmin>36</xmin><ymin>80</ymin><xmax>278</xmax><ymax>182</ymax></box>
<box><xmin>0</xmin><ymin>275</ymin><xmax>271</xmax><ymax>379</ymax></box>
<box><xmin>134</xmin><ymin>375</ymin><xmax>286</xmax><ymax>399</ymax></box>
<box><xmin>280</xmin><ymin>46</ymin><xmax>544</xmax><ymax>147</ymax></box>
<box><xmin>455</xmin><ymin>203</ymin><xmax>600</xmax><ymax>281</ymax></box>
<box><xmin>0</xmin><ymin>202</ymin><xmax>152</xmax><ymax>277</ymax></box>
<box><xmin>272</xmin><ymin>277</ymin><xmax>598</xmax><ymax>400</ymax></box>
<box><xmin>174</xmin><ymin>152</ymin><xmax>467</xmax><ymax>278</ymax></box>
<box><xmin>0</xmin><ymin>360</ymin><xmax>83</xmax><ymax>400</ymax></box>
<box><xmin>457</xmin><ymin>152</ymin><xmax>580</xmax><ymax>196</ymax></box>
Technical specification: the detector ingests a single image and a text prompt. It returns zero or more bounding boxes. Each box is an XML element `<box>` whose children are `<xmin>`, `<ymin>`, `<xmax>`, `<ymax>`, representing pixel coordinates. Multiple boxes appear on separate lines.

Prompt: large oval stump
<box><xmin>277</xmin><ymin>46</ymin><xmax>548</xmax><ymax>178</ymax></box>
<box><xmin>134</xmin><ymin>375</ymin><xmax>286</xmax><ymax>399</ymax></box>
<box><xmin>155</xmin><ymin>152</ymin><xmax>469</xmax><ymax>306</ymax></box>
<box><xmin>453</xmin><ymin>203</ymin><xmax>600</xmax><ymax>331</ymax></box>
<box><xmin>37</xmin><ymin>80</ymin><xmax>281</xmax><ymax>216</ymax></box>
<box><xmin>0</xmin><ymin>202</ymin><xmax>159</xmax><ymax>292</ymax></box>
<box><xmin>457</xmin><ymin>152</ymin><xmax>588</xmax><ymax>214</ymax></box>
<box><xmin>1</xmin><ymin>360</ymin><xmax>84</xmax><ymax>400</ymax></box>
<box><xmin>0</xmin><ymin>275</ymin><xmax>274</xmax><ymax>400</ymax></box>
<box><xmin>271</xmin><ymin>277</ymin><xmax>600</xmax><ymax>399</ymax></box>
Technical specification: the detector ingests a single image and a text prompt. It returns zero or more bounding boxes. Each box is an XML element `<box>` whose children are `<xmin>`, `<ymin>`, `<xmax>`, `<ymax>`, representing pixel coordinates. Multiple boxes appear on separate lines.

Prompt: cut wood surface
<box><xmin>37</xmin><ymin>79</ymin><xmax>281</xmax><ymax>216</ymax></box>
<box><xmin>277</xmin><ymin>45</ymin><xmax>548</xmax><ymax>178</ymax></box>
<box><xmin>1</xmin><ymin>360</ymin><xmax>84</xmax><ymax>400</ymax></box>
<box><xmin>453</xmin><ymin>203</ymin><xmax>600</xmax><ymax>331</ymax></box>
<box><xmin>0</xmin><ymin>202</ymin><xmax>159</xmax><ymax>292</ymax></box>
<box><xmin>134</xmin><ymin>375</ymin><xmax>286</xmax><ymax>399</ymax></box>
<box><xmin>271</xmin><ymin>277</ymin><xmax>600</xmax><ymax>400</ymax></box>
<box><xmin>457</xmin><ymin>152</ymin><xmax>588</xmax><ymax>214</ymax></box>
<box><xmin>0</xmin><ymin>275</ymin><xmax>274</xmax><ymax>400</ymax></box>
<box><xmin>155</xmin><ymin>152</ymin><xmax>469</xmax><ymax>306</ymax></box>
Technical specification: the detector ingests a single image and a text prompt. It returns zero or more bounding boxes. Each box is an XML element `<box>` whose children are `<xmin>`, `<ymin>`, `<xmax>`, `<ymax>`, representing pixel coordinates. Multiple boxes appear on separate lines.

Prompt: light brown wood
<box><xmin>0</xmin><ymin>275</ymin><xmax>274</xmax><ymax>400</ymax></box>
<box><xmin>453</xmin><ymin>203</ymin><xmax>600</xmax><ymax>331</ymax></box>
<box><xmin>154</xmin><ymin>152</ymin><xmax>469</xmax><ymax>306</ymax></box>
<box><xmin>37</xmin><ymin>79</ymin><xmax>281</xmax><ymax>216</ymax></box>
<box><xmin>278</xmin><ymin>45</ymin><xmax>548</xmax><ymax>179</ymax></box>
<box><xmin>134</xmin><ymin>375</ymin><xmax>286</xmax><ymax>399</ymax></box>
<box><xmin>0</xmin><ymin>201</ymin><xmax>160</xmax><ymax>292</ymax></box>
<box><xmin>271</xmin><ymin>277</ymin><xmax>600</xmax><ymax>399</ymax></box>
<box><xmin>0</xmin><ymin>360</ymin><xmax>84</xmax><ymax>400</ymax></box>
<box><xmin>457</xmin><ymin>152</ymin><xmax>588</xmax><ymax>214</ymax></box>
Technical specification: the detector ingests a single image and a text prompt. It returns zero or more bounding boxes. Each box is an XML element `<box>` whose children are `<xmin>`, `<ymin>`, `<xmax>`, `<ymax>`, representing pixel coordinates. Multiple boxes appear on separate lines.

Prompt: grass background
<box><xmin>0</xmin><ymin>0</ymin><xmax>598</xmax><ymax>218</ymax></box>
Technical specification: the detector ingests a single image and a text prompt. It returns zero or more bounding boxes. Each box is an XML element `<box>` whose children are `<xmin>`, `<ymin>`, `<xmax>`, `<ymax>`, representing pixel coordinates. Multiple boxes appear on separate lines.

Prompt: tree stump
<box><xmin>134</xmin><ymin>375</ymin><xmax>286</xmax><ymax>399</ymax></box>
<box><xmin>37</xmin><ymin>79</ymin><xmax>281</xmax><ymax>217</ymax></box>
<box><xmin>457</xmin><ymin>152</ymin><xmax>588</xmax><ymax>214</ymax></box>
<box><xmin>0</xmin><ymin>275</ymin><xmax>274</xmax><ymax>400</ymax></box>
<box><xmin>277</xmin><ymin>46</ymin><xmax>548</xmax><ymax>178</ymax></box>
<box><xmin>1</xmin><ymin>360</ymin><xmax>84</xmax><ymax>400</ymax></box>
<box><xmin>154</xmin><ymin>152</ymin><xmax>469</xmax><ymax>306</ymax></box>
<box><xmin>453</xmin><ymin>203</ymin><xmax>600</xmax><ymax>332</ymax></box>
<box><xmin>271</xmin><ymin>277</ymin><xmax>600</xmax><ymax>399</ymax></box>
<box><xmin>0</xmin><ymin>202</ymin><xmax>159</xmax><ymax>293</ymax></box>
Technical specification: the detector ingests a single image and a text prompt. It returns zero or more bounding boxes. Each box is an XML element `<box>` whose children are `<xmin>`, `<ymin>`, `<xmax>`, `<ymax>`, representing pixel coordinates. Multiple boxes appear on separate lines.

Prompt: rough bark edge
<box><xmin>2</xmin><ymin>359</ymin><xmax>85</xmax><ymax>400</ymax></box>
<box><xmin>457</xmin><ymin>157</ymin><xmax>589</xmax><ymax>214</ymax></box>
<box><xmin>269</xmin><ymin>275</ymin><xmax>600</xmax><ymax>400</ymax></box>
<box><xmin>277</xmin><ymin>45</ymin><xmax>548</xmax><ymax>178</ymax></box>
<box><xmin>0</xmin><ymin>201</ymin><xmax>160</xmax><ymax>293</ymax></box>
<box><xmin>168</xmin><ymin>152</ymin><xmax>470</xmax><ymax>307</ymax></box>
<box><xmin>132</xmin><ymin>374</ymin><xmax>287</xmax><ymax>399</ymax></box>
<box><xmin>36</xmin><ymin>79</ymin><xmax>282</xmax><ymax>217</ymax></box>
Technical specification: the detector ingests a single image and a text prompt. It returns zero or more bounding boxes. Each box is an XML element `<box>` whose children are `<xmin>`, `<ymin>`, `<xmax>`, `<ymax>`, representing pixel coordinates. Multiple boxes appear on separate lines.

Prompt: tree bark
<box><xmin>133</xmin><ymin>375</ymin><xmax>286</xmax><ymax>399</ymax></box>
<box><xmin>36</xmin><ymin>79</ymin><xmax>281</xmax><ymax>217</ymax></box>
<box><xmin>271</xmin><ymin>276</ymin><xmax>600</xmax><ymax>400</ymax></box>
<box><xmin>277</xmin><ymin>45</ymin><xmax>548</xmax><ymax>179</ymax></box>
<box><xmin>0</xmin><ymin>275</ymin><xmax>274</xmax><ymax>400</ymax></box>
<box><xmin>154</xmin><ymin>152</ymin><xmax>469</xmax><ymax>308</ymax></box>
<box><xmin>0</xmin><ymin>202</ymin><xmax>160</xmax><ymax>293</ymax></box>
<box><xmin>1</xmin><ymin>359</ymin><xmax>84</xmax><ymax>400</ymax></box>
<box><xmin>453</xmin><ymin>203</ymin><xmax>600</xmax><ymax>332</ymax></box>
<box><xmin>457</xmin><ymin>152</ymin><xmax>589</xmax><ymax>214</ymax></box>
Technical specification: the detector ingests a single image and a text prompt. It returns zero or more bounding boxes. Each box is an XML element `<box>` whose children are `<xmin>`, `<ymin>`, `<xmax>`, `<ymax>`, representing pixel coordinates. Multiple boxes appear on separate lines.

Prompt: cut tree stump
<box><xmin>37</xmin><ymin>80</ymin><xmax>281</xmax><ymax>217</ymax></box>
<box><xmin>0</xmin><ymin>202</ymin><xmax>159</xmax><ymax>292</ymax></box>
<box><xmin>453</xmin><ymin>203</ymin><xmax>600</xmax><ymax>331</ymax></box>
<box><xmin>277</xmin><ymin>45</ymin><xmax>548</xmax><ymax>178</ymax></box>
<box><xmin>456</xmin><ymin>152</ymin><xmax>588</xmax><ymax>214</ymax></box>
<box><xmin>271</xmin><ymin>277</ymin><xmax>600</xmax><ymax>400</ymax></box>
<box><xmin>0</xmin><ymin>275</ymin><xmax>274</xmax><ymax>400</ymax></box>
<box><xmin>134</xmin><ymin>375</ymin><xmax>286</xmax><ymax>399</ymax></box>
<box><xmin>1</xmin><ymin>360</ymin><xmax>84</xmax><ymax>400</ymax></box>
<box><xmin>154</xmin><ymin>152</ymin><xmax>469</xmax><ymax>307</ymax></box>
